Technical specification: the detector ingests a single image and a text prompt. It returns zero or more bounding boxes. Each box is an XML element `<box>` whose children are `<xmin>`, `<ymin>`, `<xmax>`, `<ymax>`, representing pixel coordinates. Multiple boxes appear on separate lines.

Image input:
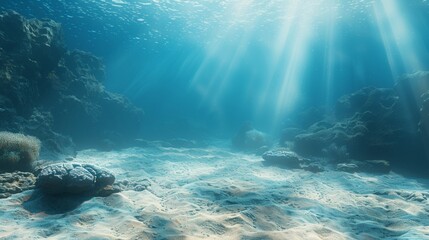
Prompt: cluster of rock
<box><xmin>232</xmin><ymin>122</ymin><xmax>270</xmax><ymax>154</ymax></box>
<box><xmin>279</xmin><ymin>72</ymin><xmax>429</xmax><ymax>176</ymax></box>
<box><xmin>0</xmin><ymin>10</ymin><xmax>143</xmax><ymax>159</ymax></box>
<box><xmin>0</xmin><ymin>171</ymin><xmax>36</xmax><ymax>198</ymax></box>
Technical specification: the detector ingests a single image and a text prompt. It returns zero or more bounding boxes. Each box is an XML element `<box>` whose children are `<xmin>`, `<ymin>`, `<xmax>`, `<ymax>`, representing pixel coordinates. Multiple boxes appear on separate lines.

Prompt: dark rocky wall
<box><xmin>0</xmin><ymin>11</ymin><xmax>143</xmax><ymax>159</ymax></box>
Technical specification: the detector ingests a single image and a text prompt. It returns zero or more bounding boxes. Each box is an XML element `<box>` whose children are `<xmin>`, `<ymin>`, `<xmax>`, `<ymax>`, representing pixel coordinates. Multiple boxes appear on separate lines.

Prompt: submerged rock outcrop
<box><xmin>286</xmin><ymin>77</ymin><xmax>429</xmax><ymax>176</ymax></box>
<box><xmin>294</xmin><ymin>87</ymin><xmax>412</xmax><ymax>158</ymax></box>
<box><xmin>0</xmin><ymin>10</ymin><xmax>143</xmax><ymax>159</ymax></box>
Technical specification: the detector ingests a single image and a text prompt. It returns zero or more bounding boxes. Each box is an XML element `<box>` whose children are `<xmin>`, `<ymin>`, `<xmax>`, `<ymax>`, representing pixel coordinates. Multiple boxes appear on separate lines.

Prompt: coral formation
<box><xmin>0</xmin><ymin>131</ymin><xmax>40</xmax><ymax>172</ymax></box>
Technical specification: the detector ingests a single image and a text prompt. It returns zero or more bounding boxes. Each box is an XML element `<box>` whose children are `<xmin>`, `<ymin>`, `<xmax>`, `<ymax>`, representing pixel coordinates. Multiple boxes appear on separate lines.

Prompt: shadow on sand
<box><xmin>22</xmin><ymin>190</ymin><xmax>91</xmax><ymax>215</ymax></box>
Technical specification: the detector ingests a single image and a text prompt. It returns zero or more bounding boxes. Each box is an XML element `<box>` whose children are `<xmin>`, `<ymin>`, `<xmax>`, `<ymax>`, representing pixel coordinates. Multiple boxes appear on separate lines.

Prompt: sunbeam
<box><xmin>3</xmin><ymin>1</ymin><xmax>429</xmax><ymax>239</ymax></box>
<box><xmin>28</xmin><ymin>0</ymin><xmax>429</xmax><ymax>134</ymax></box>
<box><xmin>374</xmin><ymin>0</ymin><xmax>426</xmax><ymax>77</ymax></box>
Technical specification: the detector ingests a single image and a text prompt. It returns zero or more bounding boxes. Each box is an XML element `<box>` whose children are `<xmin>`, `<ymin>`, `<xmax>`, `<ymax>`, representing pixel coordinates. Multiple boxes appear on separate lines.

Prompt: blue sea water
<box><xmin>3</xmin><ymin>1</ymin><xmax>429</xmax><ymax>239</ymax></box>
<box><xmin>3</xmin><ymin>0</ymin><xmax>429</xmax><ymax>139</ymax></box>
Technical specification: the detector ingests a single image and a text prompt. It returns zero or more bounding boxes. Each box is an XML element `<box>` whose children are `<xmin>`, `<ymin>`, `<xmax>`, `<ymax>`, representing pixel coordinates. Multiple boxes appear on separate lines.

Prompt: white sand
<box><xmin>1</xmin><ymin>141</ymin><xmax>429</xmax><ymax>239</ymax></box>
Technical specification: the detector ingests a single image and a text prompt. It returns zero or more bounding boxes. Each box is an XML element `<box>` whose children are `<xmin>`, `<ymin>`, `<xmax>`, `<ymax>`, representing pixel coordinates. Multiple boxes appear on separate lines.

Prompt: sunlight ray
<box><xmin>255</xmin><ymin>1</ymin><xmax>299</xmax><ymax>115</ymax></box>
<box><xmin>322</xmin><ymin>7</ymin><xmax>339</xmax><ymax>109</ymax></box>
<box><xmin>374</xmin><ymin>0</ymin><xmax>425</xmax><ymax>76</ymax></box>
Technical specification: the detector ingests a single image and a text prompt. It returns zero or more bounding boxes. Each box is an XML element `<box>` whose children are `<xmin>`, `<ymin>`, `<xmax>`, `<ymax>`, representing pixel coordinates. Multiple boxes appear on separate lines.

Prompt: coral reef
<box><xmin>0</xmin><ymin>131</ymin><xmax>40</xmax><ymax>172</ymax></box>
<box><xmin>0</xmin><ymin>10</ymin><xmax>143</xmax><ymax>159</ymax></box>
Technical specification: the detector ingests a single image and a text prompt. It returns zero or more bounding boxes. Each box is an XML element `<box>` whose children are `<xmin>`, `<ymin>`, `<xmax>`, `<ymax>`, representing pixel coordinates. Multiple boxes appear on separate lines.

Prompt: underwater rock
<box><xmin>114</xmin><ymin>179</ymin><xmax>151</xmax><ymax>192</ymax></box>
<box><xmin>0</xmin><ymin>10</ymin><xmax>143</xmax><ymax>154</ymax></box>
<box><xmin>294</xmin><ymin>87</ymin><xmax>417</xmax><ymax>161</ymax></box>
<box><xmin>335</xmin><ymin>87</ymin><xmax>399</xmax><ymax>119</ymax></box>
<box><xmin>293</xmin><ymin>115</ymin><xmax>376</xmax><ymax>158</ymax></box>
<box><xmin>323</xmin><ymin>143</ymin><xmax>350</xmax><ymax>163</ymax></box>
<box><xmin>0</xmin><ymin>11</ymin><xmax>64</xmax><ymax>112</ymax></box>
<box><xmin>0</xmin><ymin>171</ymin><xmax>36</xmax><ymax>198</ymax></box>
<box><xmin>288</xmin><ymin>85</ymin><xmax>429</xmax><ymax>176</ymax></box>
<box><xmin>399</xmin><ymin>73</ymin><xmax>429</xmax><ymax>141</ymax></box>
<box><xmin>261</xmin><ymin>149</ymin><xmax>323</xmax><ymax>172</ymax></box>
<box><xmin>262</xmin><ymin>150</ymin><xmax>301</xmax><ymax>168</ymax></box>
<box><xmin>232</xmin><ymin>123</ymin><xmax>270</xmax><ymax>152</ymax></box>
<box><xmin>36</xmin><ymin>163</ymin><xmax>115</xmax><ymax>195</ymax></box>
<box><xmin>336</xmin><ymin>160</ymin><xmax>390</xmax><ymax>174</ymax></box>
<box><xmin>336</xmin><ymin>163</ymin><xmax>359</xmax><ymax>173</ymax></box>
<box><xmin>299</xmin><ymin>162</ymin><xmax>324</xmax><ymax>173</ymax></box>
<box><xmin>24</xmin><ymin>109</ymin><xmax>76</xmax><ymax>160</ymax></box>
<box><xmin>396</xmin><ymin>71</ymin><xmax>429</xmax><ymax>123</ymax></box>
<box><xmin>0</xmin><ymin>108</ymin><xmax>75</xmax><ymax>160</ymax></box>
<box><xmin>395</xmin><ymin>72</ymin><xmax>429</xmax><ymax>171</ymax></box>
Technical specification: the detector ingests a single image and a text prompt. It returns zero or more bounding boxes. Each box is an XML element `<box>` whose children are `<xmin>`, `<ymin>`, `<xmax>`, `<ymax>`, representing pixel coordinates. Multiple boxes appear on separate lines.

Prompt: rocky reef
<box><xmin>0</xmin><ymin>10</ymin><xmax>143</xmax><ymax>159</ymax></box>
<box><xmin>282</xmin><ymin>73</ymin><xmax>429</xmax><ymax>176</ymax></box>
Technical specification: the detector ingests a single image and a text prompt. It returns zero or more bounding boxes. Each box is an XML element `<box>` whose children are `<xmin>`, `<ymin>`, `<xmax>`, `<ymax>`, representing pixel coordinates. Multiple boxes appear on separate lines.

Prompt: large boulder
<box><xmin>36</xmin><ymin>163</ymin><xmax>115</xmax><ymax>195</ymax></box>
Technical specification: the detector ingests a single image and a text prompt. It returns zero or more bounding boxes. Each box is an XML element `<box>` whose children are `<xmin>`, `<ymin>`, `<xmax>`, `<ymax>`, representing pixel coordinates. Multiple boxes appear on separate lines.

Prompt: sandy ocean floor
<box><xmin>1</xmin><ymin>141</ymin><xmax>429</xmax><ymax>239</ymax></box>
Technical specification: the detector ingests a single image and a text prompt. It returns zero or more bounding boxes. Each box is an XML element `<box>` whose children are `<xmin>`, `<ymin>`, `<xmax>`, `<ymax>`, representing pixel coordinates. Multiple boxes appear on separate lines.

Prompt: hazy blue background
<box><xmin>2</xmin><ymin>0</ymin><xmax>429</xmax><ymax>139</ymax></box>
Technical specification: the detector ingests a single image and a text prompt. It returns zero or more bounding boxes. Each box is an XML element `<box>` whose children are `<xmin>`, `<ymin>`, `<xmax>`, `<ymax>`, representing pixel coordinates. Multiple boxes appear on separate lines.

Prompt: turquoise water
<box><xmin>2</xmin><ymin>1</ymin><xmax>429</xmax><ymax>239</ymax></box>
<box><xmin>3</xmin><ymin>0</ymin><xmax>429</xmax><ymax>138</ymax></box>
